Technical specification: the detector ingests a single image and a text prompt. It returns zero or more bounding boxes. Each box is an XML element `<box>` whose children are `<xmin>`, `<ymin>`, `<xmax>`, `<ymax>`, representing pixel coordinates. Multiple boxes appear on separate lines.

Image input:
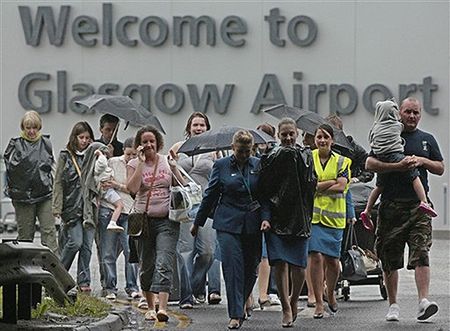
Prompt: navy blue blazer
<box><xmin>194</xmin><ymin>155</ymin><xmax>270</xmax><ymax>234</ymax></box>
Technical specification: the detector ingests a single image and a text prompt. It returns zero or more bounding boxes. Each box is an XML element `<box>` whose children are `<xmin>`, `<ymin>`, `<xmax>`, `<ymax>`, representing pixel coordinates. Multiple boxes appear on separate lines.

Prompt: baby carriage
<box><xmin>339</xmin><ymin>182</ymin><xmax>387</xmax><ymax>301</ymax></box>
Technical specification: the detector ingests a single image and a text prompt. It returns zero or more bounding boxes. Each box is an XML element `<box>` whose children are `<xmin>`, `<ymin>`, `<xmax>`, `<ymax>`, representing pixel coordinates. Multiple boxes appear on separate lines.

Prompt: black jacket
<box><xmin>333</xmin><ymin>136</ymin><xmax>374</xmax><ymax>183</ymax></box>
<box><xmin>258</xmin><ymin>146</ymin><xmax>316</xmax><ymax>237</ymax></box>
<box><xmin>52</xmin><ymin>150</ymin><xmax>84</xmax><ymax>223</ymax></box>
<box><xmin>3</xmin><ymin>135</ymin><xmax>54</xmax><ymax>203</ymax></box>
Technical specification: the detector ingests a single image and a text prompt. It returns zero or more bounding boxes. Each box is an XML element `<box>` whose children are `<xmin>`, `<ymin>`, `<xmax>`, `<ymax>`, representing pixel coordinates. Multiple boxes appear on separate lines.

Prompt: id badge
<box><xmin>248</xmin><ymin>200</ymin><xmax>261</xmax><ymax>212</ymax></box>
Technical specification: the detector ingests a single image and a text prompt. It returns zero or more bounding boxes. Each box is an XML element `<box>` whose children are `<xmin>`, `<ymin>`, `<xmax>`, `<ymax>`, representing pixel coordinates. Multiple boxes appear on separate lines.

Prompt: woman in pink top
<box><xmin>127</xmin><ymin>125</ymin><xmax>184</xmax><ymax>323</ymax></box>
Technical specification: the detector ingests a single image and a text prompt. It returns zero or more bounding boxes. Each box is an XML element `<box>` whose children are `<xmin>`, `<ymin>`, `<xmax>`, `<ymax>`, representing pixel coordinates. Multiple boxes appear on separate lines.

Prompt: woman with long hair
<box><xmin>53</xmin><ymin>121</ymin><xmax>95</xmax><ymax>292</ymax></box>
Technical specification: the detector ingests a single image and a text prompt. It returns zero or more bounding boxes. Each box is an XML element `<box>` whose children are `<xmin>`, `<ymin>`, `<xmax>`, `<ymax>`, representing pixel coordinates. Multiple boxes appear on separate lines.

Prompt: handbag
<box><xmin>169</xmin><ymin>163</ymin><xmax>203</xmax><ymax>223</ymax></box>
<box><xmin>127</xmin><ymin>212</ymin><xmax>146</xmax><ymax>237</ymax></box>
<box><xmin>128</xmin><ymin>156</ymin><xmax>159</xmax><ymax>237</ymax></box>
<box><xmin>341</xmin><ymin>222</ymin><xmax>367</xmax><ymax>281</ymax></box>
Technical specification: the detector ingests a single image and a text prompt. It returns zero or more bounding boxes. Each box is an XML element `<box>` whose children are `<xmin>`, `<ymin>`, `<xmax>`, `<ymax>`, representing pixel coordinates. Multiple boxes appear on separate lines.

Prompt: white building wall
<box><xmin>1</xmin><ymin>1</ymin><xmax>449</xmax><ymax>231</ymax></box>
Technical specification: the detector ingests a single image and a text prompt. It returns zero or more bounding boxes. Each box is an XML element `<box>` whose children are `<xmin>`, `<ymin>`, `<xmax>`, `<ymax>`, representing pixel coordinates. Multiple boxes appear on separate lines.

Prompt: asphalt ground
<box><xmin>1</xmin><ymin>230</ymin><xmax>449</xmax><ymax>330</ymax></box>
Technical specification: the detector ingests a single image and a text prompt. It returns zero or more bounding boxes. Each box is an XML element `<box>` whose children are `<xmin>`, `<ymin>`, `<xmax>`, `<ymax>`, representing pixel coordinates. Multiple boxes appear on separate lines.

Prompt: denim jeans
<box><xmin>137</xmin><ymin>218</ymin><xmax>180</xmax><ymax>293</ymax></box>
<box><xmin>98</xmin><ymin>207</ymin><xmax>139</xmax><ymax>294</ymax></box>
<box><xmin>177</xmin><ymin>218</ymin><xmax>215</xmax><ymax>305</ymax></box>
<box><xmin>207</xmin><ymin>240</ymin><xmax>222</xmax><ymax>296</ymax></box>
<box><xmin>59</xmin><ymin>218</ymin><xmax>95</xmax><ymax>286</ymax></box>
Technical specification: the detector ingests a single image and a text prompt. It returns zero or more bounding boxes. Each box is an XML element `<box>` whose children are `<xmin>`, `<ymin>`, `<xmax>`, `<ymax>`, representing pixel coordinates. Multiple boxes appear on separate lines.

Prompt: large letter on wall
<box><xmin>19</xmin><ymin>6</ymin><xmax>70</xmax><ymax>46</ymax></box>
<box><xmin>187</xmin><ymin>84</ymin><xmax>234</xmax><ymax>114</ymax></box>
<box><xmin>251</xmin><ymin>74</ymin><xmax>286</xmax><ymax>114</ymax></box>
<box><xmin>173</xmin><ymin>16</ymin><xmax>216</xmax><ymax>46</ymax></box>
<box><xmin>329</xmin><ymin>84</ymin><xmax>357</xmax><ymax>115</ymax></box>
<box><xmin>18</xmin><ymin>73</ymin><xmax>51</xmax><ymax>113</ymax></box>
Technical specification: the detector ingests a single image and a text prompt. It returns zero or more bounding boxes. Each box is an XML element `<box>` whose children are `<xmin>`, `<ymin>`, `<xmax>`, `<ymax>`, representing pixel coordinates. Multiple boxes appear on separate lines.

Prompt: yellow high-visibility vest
<box><xmin>312</xmin><ymin>150</ymin><xmax>352</xmax><ymax>229</ymax></box>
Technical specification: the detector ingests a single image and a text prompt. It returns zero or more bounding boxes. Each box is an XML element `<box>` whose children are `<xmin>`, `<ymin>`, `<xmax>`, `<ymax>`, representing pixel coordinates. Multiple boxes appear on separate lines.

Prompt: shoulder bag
<box><xmin>341</xmin><ymin>222</ymin><xmax>367</xmax><ymax>281</ymax></box>
<box><xmin>128</xmin><ymin>157</ymin><xmax>159</xmax><ymax>236</ymax></box>
<box><xmin>169</xmin><ymin>163</ymin><xmax>202</xmax><ymax>223</ymax></box>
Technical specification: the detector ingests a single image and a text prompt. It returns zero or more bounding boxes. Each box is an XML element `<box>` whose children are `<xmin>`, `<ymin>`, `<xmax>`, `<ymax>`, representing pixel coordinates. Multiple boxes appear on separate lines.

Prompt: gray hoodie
<box><xmin>368</xmin><ymin>100</ymin><xmax>404</xmax><ymax>156</ymax></box>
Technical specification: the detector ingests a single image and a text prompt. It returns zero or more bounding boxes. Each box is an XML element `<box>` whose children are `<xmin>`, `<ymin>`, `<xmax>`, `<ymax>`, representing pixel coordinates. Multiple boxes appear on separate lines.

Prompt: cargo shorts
<box><xmin>375</xmin><ymin>199</ymin><xmax>432</xmax><ymax>273</ymax></box>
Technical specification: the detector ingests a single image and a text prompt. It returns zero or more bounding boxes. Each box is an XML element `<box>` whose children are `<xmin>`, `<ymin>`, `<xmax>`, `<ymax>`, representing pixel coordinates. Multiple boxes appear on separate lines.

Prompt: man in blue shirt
<box><xmin>366</xmin><ymin>97</ymin><xmax>444</xmax><ymax>323</ymax></box>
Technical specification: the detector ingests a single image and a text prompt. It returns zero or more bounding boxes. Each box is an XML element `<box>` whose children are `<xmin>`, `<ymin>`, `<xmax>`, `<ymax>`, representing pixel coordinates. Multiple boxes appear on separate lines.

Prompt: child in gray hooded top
<box><xmin>360</xmin><ymin>99</ymin><xmax>437</xmax><ymax>231</ymax></box>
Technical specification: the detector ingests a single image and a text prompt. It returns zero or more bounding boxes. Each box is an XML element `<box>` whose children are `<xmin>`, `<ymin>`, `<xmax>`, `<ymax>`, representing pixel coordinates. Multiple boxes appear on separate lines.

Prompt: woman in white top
<box><xmin>170</xmin><ymin>112</ymin><xmax>220</xmax><ymax>308</ymax></box>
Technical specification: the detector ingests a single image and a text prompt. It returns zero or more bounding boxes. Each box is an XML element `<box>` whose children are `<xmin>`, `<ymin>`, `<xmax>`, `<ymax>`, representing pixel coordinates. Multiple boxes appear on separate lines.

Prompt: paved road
<box><xmin>1</xmin><ymin>231</ymin><xmax>449</xmax><ymax>330</ymax></box>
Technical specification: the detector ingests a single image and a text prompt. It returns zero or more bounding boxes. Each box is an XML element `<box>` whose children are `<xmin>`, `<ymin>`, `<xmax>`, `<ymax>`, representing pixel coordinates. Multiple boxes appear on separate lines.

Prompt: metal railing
<box><xmin>0</xmin><ymin>240</ymin><xmax>76</xmax><ymax>324</ymax></box>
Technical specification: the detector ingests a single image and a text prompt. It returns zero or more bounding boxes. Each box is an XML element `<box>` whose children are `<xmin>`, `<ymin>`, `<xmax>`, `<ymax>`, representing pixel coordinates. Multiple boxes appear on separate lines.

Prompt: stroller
<box><xmin>339</xmin><ymin>182</ymin><xmax>387</xmax><ymax>301</ymax></box>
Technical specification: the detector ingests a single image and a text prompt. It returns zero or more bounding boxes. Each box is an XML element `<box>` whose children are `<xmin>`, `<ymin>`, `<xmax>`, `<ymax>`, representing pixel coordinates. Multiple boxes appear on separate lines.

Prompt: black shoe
<box><xmin>208</xmin><ymin>293</ymin><xmax>222</xmax><ymax>305</ymax></box>
<box><xmin>258</xmin><ymin>298</ymin><xmax>271</xmax><ymax>310</ymax></box>
<box><xmin>328</xmin><ymin>303</ymin><xmax>338</xmax><ymax>315</ymax></box>
<box><xmin>313</xmin><ymin>312</ymin><xmax>324</xmax><ymax>319</ymax></box>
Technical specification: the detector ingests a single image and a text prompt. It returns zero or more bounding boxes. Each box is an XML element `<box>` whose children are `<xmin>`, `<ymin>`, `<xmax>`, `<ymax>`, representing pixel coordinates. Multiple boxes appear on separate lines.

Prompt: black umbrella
<box><xmin>177</xmin><ymin>126</ymin><xmax>276</xmax><ymax>156</ymax></box>
<box><xmin>75</xmin><ymin>94</ymin><xmax>166</xmax><ymax>134</ymax></box>
<box><xmin>264</xmin><ymin>104</ymin><xmax>353</xmax><ymax>152</ymax></box>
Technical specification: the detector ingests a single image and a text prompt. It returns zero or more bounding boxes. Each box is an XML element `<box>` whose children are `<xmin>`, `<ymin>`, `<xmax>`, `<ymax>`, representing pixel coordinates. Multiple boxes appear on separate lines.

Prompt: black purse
<box><xmin>128</xmin><ymin>212</ymin><xmax>146</xmax><ymax>237</ymax></box>
<box><xmin>341</xmin><ymin>222</ymin><xmax>367</xmax><ymax>281</ymax></box>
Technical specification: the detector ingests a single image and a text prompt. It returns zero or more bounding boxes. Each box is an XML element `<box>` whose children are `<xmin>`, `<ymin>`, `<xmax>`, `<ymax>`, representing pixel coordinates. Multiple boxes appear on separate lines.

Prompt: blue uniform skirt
<box><xmin>308</xmin><ymin>223</ymin><xmax>344</xmax><ymax>259</ymax></box>
<box><xmin>265</xmin><ymin>232</ymin><xmax>309</xmax><ymax>268</ymax></box>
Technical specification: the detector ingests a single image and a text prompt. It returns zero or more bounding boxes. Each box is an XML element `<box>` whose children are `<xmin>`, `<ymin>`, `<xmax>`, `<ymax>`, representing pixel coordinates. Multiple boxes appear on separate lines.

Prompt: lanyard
<box><xmin>237</xmin><ymin>164</ymin><xmax>253</xmax><ymax>201</ymax></box>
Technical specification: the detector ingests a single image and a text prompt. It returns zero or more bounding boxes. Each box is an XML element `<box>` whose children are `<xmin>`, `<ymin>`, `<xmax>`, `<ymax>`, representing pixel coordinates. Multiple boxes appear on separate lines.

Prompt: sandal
<box><xmin>137</xmin><ymin>297</ymin><xmax>148</xmax><ymax>309</ymax></box>
<box><xmin>156</xmin><ymin>310</ymin><xmax>169</xmax><ymax>322</ymax></box>
<box><xmin>360</xmin><ymin>211</ymin><xmax>374</xmax><ymax>232</ymax></box>
<box><xmin>227</xmin><ymin>319</ymin><xmax>242</xmax><ymax>330</ymax></box>
<box><xmin>144</xmin><ymin>309</ymin><xmax>157</xmax><ymax>321</ymax></box>
<box><xmin>78</xmin><ymin>285</ymin><xmax>91</xmax><ymax>293</ymax></box>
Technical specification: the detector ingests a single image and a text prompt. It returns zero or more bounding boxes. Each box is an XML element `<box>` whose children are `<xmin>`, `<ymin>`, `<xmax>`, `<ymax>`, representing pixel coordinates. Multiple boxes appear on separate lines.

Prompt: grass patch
<box><xmin>32</xmin><ymin>294</ymin><xmax>111</xmax><ymax>319</ymax></box>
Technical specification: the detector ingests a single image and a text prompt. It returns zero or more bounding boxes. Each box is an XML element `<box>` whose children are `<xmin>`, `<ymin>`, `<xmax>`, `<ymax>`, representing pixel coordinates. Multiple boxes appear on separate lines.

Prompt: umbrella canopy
<box><xmin>264</xmin><ymin>104</ymin><xmax>353</xmax><ymax>152</ymax></box>
<box><xmin>76</xmin><ymin>94</ymin><xmax>166</xmax><ymax>134</ymax></box>
<box><xmin>177</xmin><ymin>126</ymin><xmax>277</xmax><ymax>156</ymax></box>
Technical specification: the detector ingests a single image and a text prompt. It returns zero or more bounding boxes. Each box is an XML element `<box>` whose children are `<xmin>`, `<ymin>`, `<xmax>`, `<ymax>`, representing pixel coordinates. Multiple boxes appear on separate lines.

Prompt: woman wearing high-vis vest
<box><xmin>308</xmin><ymin>124</ymin><xmax>352</xmax><ymax>319</ymax></box>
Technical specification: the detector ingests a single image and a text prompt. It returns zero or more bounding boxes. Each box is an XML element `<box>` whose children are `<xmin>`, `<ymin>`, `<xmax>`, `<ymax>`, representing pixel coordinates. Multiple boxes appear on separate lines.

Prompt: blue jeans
<box><xmin>59</xmin><ymin>218</ymin><xmax>95</xmax><ymax>286</ymax></box>
<box><xmin>207</xmin><ymin>240</ymin><xmax>222</xmax><ymax>295</ymax></box>
<box><xmin>98</xmin><ymin>207</ymin><xmax>139</xmax><ymax>294</ymax></box>
<box><xmin>177</xmin><ymin>219</ymin><xmax>216</xmax><ymax>305</ymax></box>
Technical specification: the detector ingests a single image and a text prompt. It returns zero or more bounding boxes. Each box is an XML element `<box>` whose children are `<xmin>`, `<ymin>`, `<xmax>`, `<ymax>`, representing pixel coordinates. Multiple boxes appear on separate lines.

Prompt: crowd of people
<box><xmin>3</xmin><ymin>97</ymin><xmax>443</xmax><ymax>329</ymax></box>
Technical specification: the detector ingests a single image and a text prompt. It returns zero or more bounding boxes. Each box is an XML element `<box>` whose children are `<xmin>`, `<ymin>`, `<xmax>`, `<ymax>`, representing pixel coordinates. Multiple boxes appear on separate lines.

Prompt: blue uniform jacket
<box><xmin>194</xmin><ymin>155</ymin><xmax>270</xmax><ymax>234</ymax></box>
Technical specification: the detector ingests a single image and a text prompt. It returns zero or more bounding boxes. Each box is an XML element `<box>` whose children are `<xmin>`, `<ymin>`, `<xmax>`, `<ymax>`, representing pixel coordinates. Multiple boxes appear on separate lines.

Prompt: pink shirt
<box><xmin>128</xmin><ymin>155</ymin><xmax>172</xmax><ymax>218</ymax></box>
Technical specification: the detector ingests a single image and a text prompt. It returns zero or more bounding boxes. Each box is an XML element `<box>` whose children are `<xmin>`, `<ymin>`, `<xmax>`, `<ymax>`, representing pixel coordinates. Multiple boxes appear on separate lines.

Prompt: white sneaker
<box><xmin>268</xmin><ymin>294</ymin><xmax>281</xmax><ymax>306</ymax></box>
<box><xmin>417</xmin><ymin>298</ymin><xmax>438</xmax><ymax>321</ymax></box>
<box><xmin>130</xmin><ymin>291</ymin><xmax>141</xmax><ymax>299</ymax></box>
<box><xmin>107</xmin><ymin>221</ymin><xmax>124</xmax><ymax>232</ymax></box>
<box><xmin>386</xmin><ymin>303</ymin><xmax>400</xmax><ymax>321</ymax></box>
<box><xmin>105</xmin><ymin>292</ymin><xmax>116</xmax><ymax>300</ymax></box>
<box><xmin>194</xmin><ymin>294</ymin><xmax>206</xmax><ymax>304</ymax></box>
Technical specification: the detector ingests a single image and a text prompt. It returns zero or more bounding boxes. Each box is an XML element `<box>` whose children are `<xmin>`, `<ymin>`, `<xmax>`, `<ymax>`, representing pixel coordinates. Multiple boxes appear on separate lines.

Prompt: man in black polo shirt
<box><xmin>95</xmin><ymin>114</ymin><xmax>124</xmax><ymax>157</ymax></box>
<box><xmin>366</xmin><ymin>97</ymin><xmax>444</xmax><ymax>322</ymax></box>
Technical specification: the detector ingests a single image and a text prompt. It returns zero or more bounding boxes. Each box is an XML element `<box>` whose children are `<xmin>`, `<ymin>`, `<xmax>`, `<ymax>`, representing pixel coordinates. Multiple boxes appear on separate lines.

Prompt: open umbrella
<box><xmin>264</xmin><ymin>104</ymin><xmax>353</xmax><ymax>152</ymax></box>
<box><xmin>177</xmin><ymin>126</ymin><xmax>276</xmax><ymax>156</ymax></box>
<box><xmin>75</xmin><ymin>94</ymin><xmax>166</xmax><ymax>134</ymax></box>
